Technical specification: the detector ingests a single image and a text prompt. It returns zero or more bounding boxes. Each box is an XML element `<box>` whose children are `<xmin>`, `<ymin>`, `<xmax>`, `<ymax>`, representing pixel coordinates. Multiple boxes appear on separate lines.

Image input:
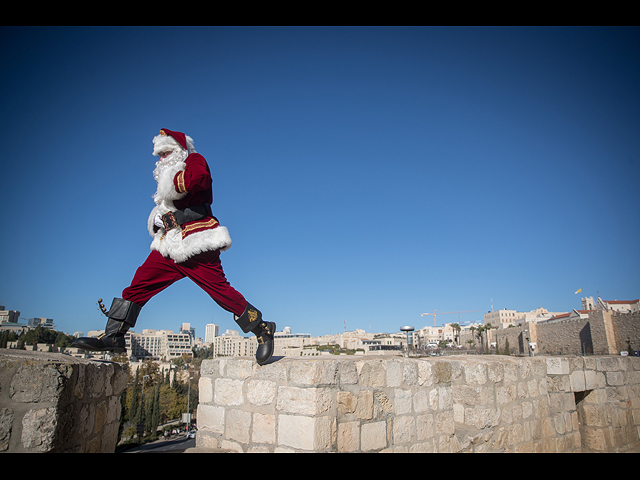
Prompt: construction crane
<box><xmin>421</xmin><ymin>310</ymin><xmax>482</xmax><ymax>327</ymax></box>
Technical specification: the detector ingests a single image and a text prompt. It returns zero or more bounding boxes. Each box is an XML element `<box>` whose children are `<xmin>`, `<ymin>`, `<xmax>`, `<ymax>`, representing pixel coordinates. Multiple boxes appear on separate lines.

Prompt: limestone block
<box><xmin>433</xmin><ymin>362</ymin><xmax>452</xmax><ymax>383</ymax></box>
<box><xmin>197</xmin><ymin>404</ymin><xmax>225</xmax><ymax>434</ymax></box>
<box><xmin>393</xmin><ymin>416</ymin><xmax>415</xmax><ymax>444</ymax></box>
<box><xmin>436</xmin><ymin>410</ymin><xmax>455</xmax><ymax>435</ymax></box>
<box><xmin>581</xmin><ymin>426</ymin><xmax>609</xmax><ymax>451</ymax></box>
<box><xmin>606</xmin><ymin>371</ymin><xmax>624</xmax><ymax>386</ymax></box>
<box><xmin>246</xmin><ymin>379</ymin><xmax>276</xmax><ymax>406</ymax></box>
<box><xmin>277</xmin><ymin>414</ymin><xmax>333</xmax><ymax>451</ymax></box>
<box><xmin>385</xmin><ymin>360</ymin><xmax>404</xmax><ymax>387</ymax></box>
<box><xmin>226</xmin><ymin>409</ymin><xmax>251</xmax><ymax>444</ymax></box>
<box><xmin>337</xmin><ymin>421</ymin><xmax>359</xmax><ymax>452</ymax></box>
<box><xmin>0</xmin><ymin>408</ymin><xmax>13</xmax><ymax>452</ymax></box>
<box><xmin>354</xmin><ymin>391</ymin><xmax>373</xmax><ymax>420</ymax></box>
<box><xmin>225</xmin><ymin>359</ymin><xmax>255</xmax><ymax>379</ymax></box>
<box><xmin>394</xmin><ymin>389</ymin><xmax>412</xmax><ymax>415</ymax></box>
<box><xmin>339</xmin><ymin>360</ymin><xmax>358</xmax><ymax>385</ymax></box>
<box><xmin>361</xmin><ymin>421</ymin><xmax>387</xmax><ymax>451</ymax></box>
<box><xmin>199</xmin><ymin>376</ymin><xmax>213</xmax><ymax>404</ymax></box>
<box><xmin>546</xmin><ymin>357</ymin><xmax>569</xmax><ymax>375</ymax></box>
<box><xmin>252</xmin><ymin>413</ymin><xmax>276</xmax><ymax>444</ymax></box>
<box><xmin>21</xmin><ymin>407</ymin><xmax>57</xmax><ymax>451</ymax></box>
<box><xmin>438</xmin><ymin>385</ymin><xmax>453</xmax><ymax>411</ymax></box>
<box><xmin>374</xmin><ymin>391</ymin><xmax>393</xmax><ymax>414</ymax></box>
<box><xmin>357</xmin><ymin>360</ymin><xmax>386</xmax><ymax>387</ymax></box>
<box><xmin>276</xmin><ymin>386</ymin><xmax>333</xmax><ymax>415</ymax></box>
<box><xmin>417</xmin><ymin>413</ymin><xmax>435</xmax><ymax>441</ymax></box>
<box><xmin>10</xmin><ymin>364</ymin><xmax>72</xmax><ymax>403</ymax></box>
<box><xmin>417</xmin><ymin>361</ymin><xmax>434</xmax><ymax>387</ymax></box>
<box><xmin>214</xmin><ymin>378</ymin><xmax>243</xmax><ymax>406</ymax></box>
<box><xmin>413</xmin><ymin>389</ymin><xmax>429</xmax><ymax>413</ymax></box>
<box><xmin>570</xmin><ymin>370</ymin><xmax>585</xmax><ymax>392</ymax></box>
<box><xmin>453</xmin><ymin>384</ymin><xmax>492</xmax><ymax>406</ymax></box>
<box><xmin>289</xmin><ymin>360</ymin><xmax>338</xmax><ymax>386</ymax></box>
<box><xmin>403</xmin><ymin>360</ymin><xmax>418</xmax><ymax>386</ymax></box>
<box><xmin>464</xmin><ymin>362</ymin><xmax>487</xmax><ymax>385</ymax></box>
<box><xmin>337</xmin><ymin>391</ymin><xmax>356</xmax><ymax>415</ymax></box>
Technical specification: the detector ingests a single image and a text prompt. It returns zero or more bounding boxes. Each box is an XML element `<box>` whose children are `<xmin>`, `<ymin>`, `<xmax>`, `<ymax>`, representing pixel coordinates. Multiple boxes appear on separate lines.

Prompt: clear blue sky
<box><xmin>1</xmin><ymin>26</ymin><xmax>639</xmax><ymax>339</ymax></box>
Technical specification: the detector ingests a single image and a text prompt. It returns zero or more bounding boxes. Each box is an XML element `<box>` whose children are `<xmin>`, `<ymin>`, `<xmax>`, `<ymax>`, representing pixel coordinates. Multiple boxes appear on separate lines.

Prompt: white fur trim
<box><xmin>148</xmin><ymin>206</ymin><xmax>160</xmax><ymax>236</ymax></box>
<box><xmin>149</xmin><ymin>224</ymin><xmax>232</xmax><ymax>263</ymax></box>
<box><xmin>152</xmin><ymin>133</ymin><xmax>196</xmax><ymax>155</ymax></box>
<box><xmin>153</xmin><ymin>134</ymin><xmax>180</xmax><ymax>156</ymax></box>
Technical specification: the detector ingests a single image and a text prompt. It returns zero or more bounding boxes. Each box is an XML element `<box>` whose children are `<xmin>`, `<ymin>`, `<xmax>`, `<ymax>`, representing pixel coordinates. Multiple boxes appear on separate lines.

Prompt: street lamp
<box><xmin>400</xmin><ymin>326</ymin><xmax>414</xmax><ymax>358</ymax></box>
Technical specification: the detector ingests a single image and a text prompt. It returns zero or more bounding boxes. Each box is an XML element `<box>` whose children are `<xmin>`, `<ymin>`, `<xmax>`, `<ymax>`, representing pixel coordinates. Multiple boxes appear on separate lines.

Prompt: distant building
<box><xmin>180</xmin><ymin>322</ymin><xmax>195</xmax><ymax>342</ymax></box>
<box><xmin>484</xmin><ymin>307</ymin><xmax>566</xmax><ymax>328</ymax></box>
<box><xmin>0</xmin><ymin>307</ymin><xmax>20</xmax><ymax>324</ymax></box>
<box><xmin>0</xmin><ymin>306</ymin><xmax>27</xmax><ymax>334</ymax></box>
<box><xmin>205</xmin><ymin>323</ymin><xmax>219</xmax><ymax>344</ymax></box>
<box><xmin>125</xmin><ymin>329</ymin><xmax>193</xmax><ymax>361</ymax></box>
<box><xmin>28</xmin><ymin>318</ymin><xmax>55</xmax><ymax>329</ymax></box>
<box><xmin>211</xmin><ymin>329</ymin><xmax>257</xmax><ymax>357</ymax></box>
<box><xmin>484</xmin><ymin>309</ymin><xmax>523</xmax><ymax>328</ymax></box>
<box><xmin>597</xmin><ymin>297</ymin><xmax>640</xmax><ymax>313</ymax></box>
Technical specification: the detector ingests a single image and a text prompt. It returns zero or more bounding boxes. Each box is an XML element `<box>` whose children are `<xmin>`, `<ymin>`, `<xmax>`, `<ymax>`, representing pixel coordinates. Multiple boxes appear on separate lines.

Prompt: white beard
<box><xmin>152</xmin><ymin>149</ymin><xmax>188</xmax><ymax>208</ymax></box>
<box><xmin>152</xmin><ymin>148</ymin><xmax>187</xmax><ymax>182</ymax></box>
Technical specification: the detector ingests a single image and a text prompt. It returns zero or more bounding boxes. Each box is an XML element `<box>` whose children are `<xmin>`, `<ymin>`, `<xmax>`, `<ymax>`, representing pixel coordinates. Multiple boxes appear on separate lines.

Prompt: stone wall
<box><xmin>0</xmin><ymin>349</ymin><xmax>127</xmax><ymax>453</ymax></box>
<box><xmin>536</xmin><ymin>317</ymin><xmax>594</xmax><ymax>355</ymax></box>
<box><xmin>611</xmin><ymin>311</ymin><xmax>640</xmax><ymax>354</ymax></box>
<box><xmin>197</xmin><ymin>354</ymin><xmax>640</xmax><ymax>453</ymax></box>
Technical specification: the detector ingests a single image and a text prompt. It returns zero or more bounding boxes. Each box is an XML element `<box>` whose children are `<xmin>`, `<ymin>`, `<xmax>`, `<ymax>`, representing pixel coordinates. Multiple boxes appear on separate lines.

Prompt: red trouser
<box><xmin>122</xmin><ymin>249</ymin><xmax>248</xmax><ymax>317</ymax></box>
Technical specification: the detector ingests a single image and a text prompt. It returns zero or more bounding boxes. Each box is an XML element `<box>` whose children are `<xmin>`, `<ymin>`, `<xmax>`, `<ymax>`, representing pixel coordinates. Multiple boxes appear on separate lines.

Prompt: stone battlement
<box><xmin>0</xmin><ymin>349</ymin><xmax>127</xmax><ymax>453</ymax></box>
<box><xmin>197</xmin><ymin>354</ymin><xmax>640</xmax><ymax>453</ymax></box>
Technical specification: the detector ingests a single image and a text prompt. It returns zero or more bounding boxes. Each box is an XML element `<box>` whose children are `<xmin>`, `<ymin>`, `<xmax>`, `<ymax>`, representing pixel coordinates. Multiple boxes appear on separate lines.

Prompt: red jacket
<box><xmin>148</xmin><ymin>152</ymin><xmax>232</xmax><ymax>263</ymax></box>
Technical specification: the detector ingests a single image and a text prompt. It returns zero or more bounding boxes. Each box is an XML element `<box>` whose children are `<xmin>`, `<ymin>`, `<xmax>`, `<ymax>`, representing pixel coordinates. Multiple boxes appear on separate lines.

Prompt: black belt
<box><xmin>161</xmin><ymin>204</ymin><xmax>210</xmax><ymax>231</ymax></box>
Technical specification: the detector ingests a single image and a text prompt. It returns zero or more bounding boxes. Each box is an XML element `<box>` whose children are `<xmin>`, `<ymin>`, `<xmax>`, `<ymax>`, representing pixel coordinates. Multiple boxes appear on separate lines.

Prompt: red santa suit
<box><xmin>73</xmin><ymin>129</ymin><xmax>276</xmax><ymax>365</ymax></box>
<box><xmin>121</xmin><ymin>128</ymin><xmax>247</xmax><ymax>316</ymax></box>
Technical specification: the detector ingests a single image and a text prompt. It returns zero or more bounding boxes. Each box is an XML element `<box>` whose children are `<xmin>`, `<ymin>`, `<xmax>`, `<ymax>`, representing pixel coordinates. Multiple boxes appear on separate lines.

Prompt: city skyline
<box><xmin>4</xmin><ymin>293</ymin><xmax>632</xmax><ymax>342</ymax></box>
<box><xmin>1</xmin><ymin>27</ymin><xmax>639</xmax><ymax>339</ymax></box>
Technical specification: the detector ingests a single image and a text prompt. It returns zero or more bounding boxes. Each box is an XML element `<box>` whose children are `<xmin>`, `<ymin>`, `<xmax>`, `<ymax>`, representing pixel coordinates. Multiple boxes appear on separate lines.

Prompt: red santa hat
<box><xmin>160</xmin><ymin>128</ymin><xmax>187</xmax><ymax>149</ymax></box>
<box><xmin>153</xmin><ymin>128</ymin><xmax>195</xmax><ymax>155</ymax></box>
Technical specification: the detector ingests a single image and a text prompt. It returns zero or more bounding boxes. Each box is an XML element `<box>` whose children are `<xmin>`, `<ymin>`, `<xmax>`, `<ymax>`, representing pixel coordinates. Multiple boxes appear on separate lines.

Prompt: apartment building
<box><xmin>211</xmin><ymin>329</ymin><xmax>258</xmax><ymax>357</ymax></box>
<box><xmin>483</xmin><ymin>309</ymin><xmax>524</xmax><ymax>328</ymax></box>
<box><xmin>126</xmin><ymin>329</ymin><xmax>193</xmax><ymax>361</ymax></box>
<box><xmin>205</xmin><ymin>323</ymin><xmax>219</xmax><ymax>344</ymax></box>
<box><xmin>596</xmin><ymin>297</ymin><xmax>640</xmax><ymax>313</ymax></box>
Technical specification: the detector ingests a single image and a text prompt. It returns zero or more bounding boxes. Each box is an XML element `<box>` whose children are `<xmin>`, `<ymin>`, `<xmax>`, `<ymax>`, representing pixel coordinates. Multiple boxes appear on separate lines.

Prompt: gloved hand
<box><xmin>154</xmin><ymin>213</ymin><xmax>164</xmax><ymax>229</ymax></box>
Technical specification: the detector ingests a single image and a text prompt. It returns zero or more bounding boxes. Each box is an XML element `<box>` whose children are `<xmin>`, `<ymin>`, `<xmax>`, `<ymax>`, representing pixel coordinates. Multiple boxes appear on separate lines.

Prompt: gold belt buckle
<box><xmin>161</xmin><ymin>212</ymin><xmax>179</xmax><ymax>231</ymax></box>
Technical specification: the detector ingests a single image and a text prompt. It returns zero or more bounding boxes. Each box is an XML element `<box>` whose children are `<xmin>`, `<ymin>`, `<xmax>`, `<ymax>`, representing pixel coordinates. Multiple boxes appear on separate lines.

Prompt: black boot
<box><xmin>234</xmin><ymin>303</ymin><xmax>276</xmax><ymax>365</ymax></box>
<box><xmin>72</xmin><ymin>298</ymin><xmax>141</xmax><ymax>354</ymax></box>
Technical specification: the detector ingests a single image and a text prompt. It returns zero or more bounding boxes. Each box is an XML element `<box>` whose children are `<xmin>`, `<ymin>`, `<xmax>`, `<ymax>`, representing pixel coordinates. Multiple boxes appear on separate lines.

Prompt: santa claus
<box><xmin>72</xmin><ymin>129</ymin><xmax>276</xmax><ymax>365</ymax></box>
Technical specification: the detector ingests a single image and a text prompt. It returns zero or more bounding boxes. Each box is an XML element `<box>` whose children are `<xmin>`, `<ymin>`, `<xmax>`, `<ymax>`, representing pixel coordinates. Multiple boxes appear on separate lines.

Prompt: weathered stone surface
<box><xmin>196</xmin><ymin>354</ymin><xmax>640</xmax><ymax>453</ymax></box>
<box><xmin>0</xmin><ymin>349</ymin><xmax>127</xmax><ymax>453</ymax></box>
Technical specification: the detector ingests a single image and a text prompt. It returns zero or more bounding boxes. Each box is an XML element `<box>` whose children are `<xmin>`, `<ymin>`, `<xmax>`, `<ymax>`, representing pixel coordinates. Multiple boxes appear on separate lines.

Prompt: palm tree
<box><xmin>451</xmin><ymin>323</ymin><xmax>461</xmax><ymax>346</ymax></box>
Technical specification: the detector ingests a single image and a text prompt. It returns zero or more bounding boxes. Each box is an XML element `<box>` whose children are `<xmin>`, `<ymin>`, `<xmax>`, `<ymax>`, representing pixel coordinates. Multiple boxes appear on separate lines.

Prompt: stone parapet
<box><xmin>197</xmin><ymin>354</ymin><xmax>640</xmax><ymax>453</ymax></box>
<box><xmin>0</xmin><ymin>349</ymin><xmax>127</xmax><ymax>453</ymax></box>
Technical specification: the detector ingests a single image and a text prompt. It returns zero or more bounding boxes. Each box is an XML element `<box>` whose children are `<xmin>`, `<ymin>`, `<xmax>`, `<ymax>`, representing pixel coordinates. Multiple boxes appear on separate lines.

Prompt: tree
<box><xmin>129</xmin><ymin>369</ymin><xmax>140</xmax><ymax>423</ymax></box>
<box><xmin>503</xmin><ymin>338</ymin><xmax>511</xmax><ymax>356</ymax></box>
<box><xmin>475</xmin><ymin>326</ymin><xmax>486</xmax><ymax>353</ymax></box>
<box><xmin>451</xmin><ymin>323</ymin><xmax>461</xmax><ymax>346</ymax></box>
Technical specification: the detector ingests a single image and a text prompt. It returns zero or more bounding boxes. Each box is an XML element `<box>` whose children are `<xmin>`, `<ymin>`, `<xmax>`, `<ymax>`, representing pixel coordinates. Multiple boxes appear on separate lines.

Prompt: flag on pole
<box><xmin>574</xmin><ymin>288</ymin><xmax>582</xmax><ymax>294</ymax></box>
